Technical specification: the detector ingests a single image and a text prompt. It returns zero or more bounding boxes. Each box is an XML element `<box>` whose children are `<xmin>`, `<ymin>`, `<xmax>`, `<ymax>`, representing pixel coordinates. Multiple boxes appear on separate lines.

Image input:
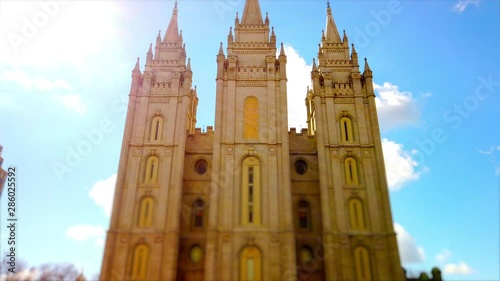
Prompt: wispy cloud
<box><xmin>374</xmin><ymin>82</ymin><xmax>424</xmax><ymax>131</ymax></box>
<box><xmin>436</xmin><ymin>249</ymin><xmax>453</xmax><ymax>263</ymax></box>
<box><xmin>89</xmin><ymin>174</ymin><xmax>116</xmax><ymax>218</ymax></box>
<box><xmin>0</xmin><ymin>67</ymin><xmax>87</xmax><ymax>114</ymax></box>
<box><xmin>478</xmin><ymin>145</ymin><xmax>500</xmax><ymax>175</ymax></box>
<box><xmin>383</xmin><ymin>138</ymin><xmax>425</xmax><ymax>190</ymax></box>
<box><xmin>394</xmin><ymin>223</ymin><xmax>426</xmax><ymax>264</ymax></box>
<box><xmin>444</xmin><ymin>261</ymin><xmax>474</xmax><ymax>275</ymax></box>
<box><xmin>453</xmin><ymin>0</ymin><xmax>480</xmax><ymax>14</ymax></box>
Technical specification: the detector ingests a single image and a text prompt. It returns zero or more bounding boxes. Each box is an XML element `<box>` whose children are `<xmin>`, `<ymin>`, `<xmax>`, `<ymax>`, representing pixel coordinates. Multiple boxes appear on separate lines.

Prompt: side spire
<box><xmin>364</xmin><ymin>57</ymin><xmax>372</xmax><ymax>73</ymax></box>
<box><xmin>325</xmin><ymin>1</ymin><xmax>341</xmax><ymax>42</ymax></box>
<box><xmin>218</xmin><ymin>42</ymin><xmax>224</xmax><ymax>55</ymax></box>
<box><xmin>241</xmin><ymin>0</ymin><xmax>263</xmax><ymax>25</ymax></box>
<box><xmin>133</xmin><ymin>57</ymin><xmax>140</xmax><ymax>72</ymax></box>
<box><xmin>164</xmin><ymin>1</ymin><xmax>180</xmax><ymax>42</ymax></box>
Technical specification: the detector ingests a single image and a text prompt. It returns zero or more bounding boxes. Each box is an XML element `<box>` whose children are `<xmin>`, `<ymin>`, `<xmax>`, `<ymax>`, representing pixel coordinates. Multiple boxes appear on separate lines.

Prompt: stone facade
<box><xmin>100</xmin><ymin>1</ymin><xmax>405</xmax><ymax>280</ymax></box>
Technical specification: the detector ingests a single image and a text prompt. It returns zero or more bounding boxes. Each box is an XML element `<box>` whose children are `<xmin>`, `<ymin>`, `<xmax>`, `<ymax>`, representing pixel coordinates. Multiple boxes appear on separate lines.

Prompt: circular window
<box><xmin>189</xmin><ymin>245</ymin><xmax>203</xmax><ymax>263</ymax></box>
<box><xmin>195</xmin><ymin>159</ymin><xmax>208</xmax><ymax>175</ymax></box>
<box><xmin>294</xmin><ymin>159</ymin><xmax>308</xmax><ymax>175</ymax></box>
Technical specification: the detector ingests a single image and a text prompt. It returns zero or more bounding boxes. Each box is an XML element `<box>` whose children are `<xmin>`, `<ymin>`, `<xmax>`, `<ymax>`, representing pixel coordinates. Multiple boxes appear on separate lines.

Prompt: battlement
<box><xmin>289</xmin><ymin>128</ymin><xmax>317</xmax><ymax>154</ymax></box>
<box><xmin>188</xmin><ymin>126</ymin><xmax>214</xmax><ymax>137</ymax></box>
<box><xmin>186</xmin><ymin>126</ymin><xmax>214</xmax><ymax>153</ymax></box>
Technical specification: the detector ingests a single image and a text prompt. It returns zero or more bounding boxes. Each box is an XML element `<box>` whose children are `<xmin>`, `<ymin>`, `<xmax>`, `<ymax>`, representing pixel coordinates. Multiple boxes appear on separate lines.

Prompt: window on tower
<box><xmin>299</xmin><ymin>246</ymin><xmax>314</xmax><ymax>265</ymax></box>
<box><xmin>344</xmin><ymin>156</ymin><xmax>359</xmax><ymax>185</ymax></box>
<box><xmin>297</xmin><ymin>200</ymin><xmax>311</xmax><ymax>230</ymax></box>
<box><xmin>241</xmin><ymin>156</ymin><xmax>261</xmax><ymax>225</ymax></box>
<box><xmin>340</xmin><ymin>116</ymin><xmax>354</xmax><ymax>143</ymax></box>
<box><xmin>348</xmin><ymin>198</ymin><xmax>366</xmax><ymax>231</ymax></box>
<box><xmin>354</xmin><ymin>246</ymin><xmax>372</xmax><ymax>281</ymax></box>
<box><xmin>243</xmin><ymin>96</ymin><xmax>259</xmax><ymax>140</ymax></box>
<box><xmin>131</xmin><ymin>244</ymin><xmax>149</xmax><ymax>280</ymax></box>
<box><xmin>138</xmin><ymin>197</ymin><xmax>154</xmax><ymax>228</ymax></box>
<box><xmin>144</xmin><ymin>155</ymin><xmax>159</xmax><ymax>184</ymax></box>
<box><xmin>149</xmin><ymin>115</ymin><xmax>163</xmax><ymax>142</ymax></box>
<box><xmin>192</xmin><ymin>199</ymin><xmax>205</xmax><ymax>228</ymax></box>
<box><xmin>189</xmin><ymin>245</ymin><xmax>203</xmax><ymax>263</ymax></box>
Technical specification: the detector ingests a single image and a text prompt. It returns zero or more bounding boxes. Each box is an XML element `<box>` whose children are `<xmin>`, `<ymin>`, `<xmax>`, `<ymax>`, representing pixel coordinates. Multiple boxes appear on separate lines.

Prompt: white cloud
<box><xmin>374</xmin><ymin>82</ymin><xmax>421</xmax><ymax>131</ymax></box>
<box><xmin>61</xmin><ymin>94</ymin><xmax>87</xmax><ymax>113</ymax></box>
<box><xmin>66</xmin><ymin>224</ymin><xmax>105</xmax><ymax>241</ymax></box>
<box><xmin>382</xmin><ymin>138</ymin><xmax>423</xmax><ymax>190</ymax></box>
<box><xmin>0</xmin><ymin>1</ymin><xmax>121</xmax><ymax>67</ymax></box>
<box><xmin>89</xmin><ymin>174</ymin><xmax>117</xmax><ymax>217</ymax></box>
<box><xmin>453</xmin><ymin>0</ymin><xmax>480</xmax><ymax>13</ymax></box>
<box><xmin>394</xmin><ymin>223</ymin><xmax>426</xmax><ymax>264</ymax></box>
<box><xmin>0</xmin><ymin>68</ymin><xmax>72</xmax><ymax>91</ymax></box>
<box><xmin>443</xmin><ymin>261</ymin><xmax>474</xmax><ymax>275</ymax></box>
<box><xmin>435</xmin><ymin>249</ymin><xmax>453</xmax><ymax>263</ymax></box>
<box><xmin>284</xmin><ymin>45</ymin><xmax>311</xmax><ymax>130</ymax></box>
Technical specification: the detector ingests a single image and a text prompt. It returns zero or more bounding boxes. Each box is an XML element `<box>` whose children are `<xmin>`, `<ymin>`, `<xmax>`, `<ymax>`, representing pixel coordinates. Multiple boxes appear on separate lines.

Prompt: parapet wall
<box><xmin>288</xmin><ymin>128</ymin><xmax>317</xmax><ymax>154</ymax></box>
<box><xmin>186</xmin><ymin>126</ymin><xmax>214</xmax><ymax>153</ymax></box>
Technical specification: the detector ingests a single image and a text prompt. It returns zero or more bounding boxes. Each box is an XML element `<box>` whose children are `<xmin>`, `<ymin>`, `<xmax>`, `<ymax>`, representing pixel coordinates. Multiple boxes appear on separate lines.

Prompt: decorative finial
<box><xmin>218</xmin><ymin>42</ymin><xmax>224</xmax><ymax>55</ymax></box>
<box><xmin>327</xmin><ymin>0</ymin><xmax>330</xmax><ymax>8</ymax></box>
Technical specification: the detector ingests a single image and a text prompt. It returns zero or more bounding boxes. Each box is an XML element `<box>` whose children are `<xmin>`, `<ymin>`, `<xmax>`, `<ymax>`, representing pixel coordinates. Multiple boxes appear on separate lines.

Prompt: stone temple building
<box><xmin>99</xmin><ymin>0</ymin><xmax>405</xmax><ymax>280</ymax></box>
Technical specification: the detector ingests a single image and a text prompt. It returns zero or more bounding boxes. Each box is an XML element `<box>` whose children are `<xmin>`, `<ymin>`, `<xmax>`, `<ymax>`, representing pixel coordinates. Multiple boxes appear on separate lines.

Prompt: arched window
<box><xmin>354</xmin><ymin>246</ymin><xmax>372</xmax><ymax>281</ymax></box>
<box><xmin>192</xmin><ymin>199</ymin><xmax>205</xmax><ymax>228</ymax></box>
<box><xmin>138</xmin><ymin>197</ymin><xmax>154</xmax><ymax>228</ymax></box>
<box><xmin>348</xmin><ymin>198</ymin><xmax>366</xmax><ymax>230</ymax></box>
<box><xmin>149</xmin><ymin>115</ymin><xmax>163</xmax><ymax>141</ymax></box>
<box><xmin>243</xmin><ymin>96</ymin><xmax>259</xmax><ymax>140</ymax></box>
<box><xmin>131</xmin><ymin>244</ymin><xmax>149</xmax><ymax>280</ymax></box>
<box><xmin>144</xmin><ymin>155</ymin><xmax>159</xmax><ymax>184</ymax></box>
<box><xmin>340</xmin><ymin>116</ymin><xmax>354</xmax><ymax>143</ymax></box>
<box><xmin>299</xmin><ymin>246</ymin><xmax>314</xmax><ymax>265</ymax></box>
<box><xmin>240</xmin><ymin>246</ymin><xmax>262</xmax><ymax>281</ymax></box>
<box><xmin>241</xmin><ymin>156</ymin><xmax>261</xmax><ymax>225</ymax></box>
<box><xmin>344</xmin><ymin>156</ymin><xmax>359</xmax><ymax>185</ymax></box>
<box><xmin>189</xmin><ymin>245</ymin><xmax>203</xmax><ymax>263</ymax></box>
<box><xmin>297</xmin><ymin>201</ymin><xmax>311</xmax><ymax>230</ymax></box>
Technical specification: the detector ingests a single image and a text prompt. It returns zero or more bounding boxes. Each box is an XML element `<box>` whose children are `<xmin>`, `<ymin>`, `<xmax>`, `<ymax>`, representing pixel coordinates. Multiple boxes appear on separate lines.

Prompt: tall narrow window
<box><xmin>344</xmin><ymin>157</ymin><xmax>359</xmax><ymax>185</ymax></box>
<box><xmin>297</xmin><ymin>201</ymin><xmax>311</xmax><ymax>230</ymax></box>
<box><xmin>354</xmin><ymin>246</ymin><xmax>372</xmax><ymax>281</ymax></box>
<box><xmin>149</xmin><ymin>116</ymin><xmax>163</xmax><ymax>141</ymax></box>
<box><xmin>243</xmin><ymin>96</ymin><xmax>259</xmax><ymax>140</ymax></box>
<box><xmin>241</xmin><ymin>157</ymin><xmax>261</xmax><ymax>225</ymax></box>
<box><xmin>192</xmin><ymin>199</ymin><xmax>205</xmax><ymax>228</ymax></box>
<box><xmin>131</xmin><ymin>244</ymin><xmax>149</xmax><ymax>280</ymax></box>
<box><xmin>144</xmin><ymin>155</ymin><xmax>159</xmax><ymax>184</ymax></box>
<box><xmin>340</xmin><ymin>116</ymin><xmax>354</xmax><ymax>143</ymax></box>
<box><xmin>138</xmin><ymin>197</ymin><xmax>154</xmax><ymax>227</ymax></box>
<box><xmin>240</xmin><ymin>246</ymin><xmax>262</xmax><ymax>281</ymax></box>
<box><xmin>348</xmin><ymin>199</ymin><xmax>366</xmax><ymax>230</ymax></box>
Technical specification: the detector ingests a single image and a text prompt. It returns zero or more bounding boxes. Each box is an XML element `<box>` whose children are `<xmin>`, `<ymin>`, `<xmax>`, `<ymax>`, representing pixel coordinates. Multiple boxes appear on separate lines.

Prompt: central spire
<box><xmin>325</xmin><ymin>2</ymin><xmax>341</xmax><ymax>42</ymax></box>
<box><xmin>241</xmin><ymin>0</ymin><xmax>263</xmax><ymax>25</ymax></box>
<box><xmin>164</xmin><ymin>0</ymin><xmax>180</xmax><ymax>42</ymax></box>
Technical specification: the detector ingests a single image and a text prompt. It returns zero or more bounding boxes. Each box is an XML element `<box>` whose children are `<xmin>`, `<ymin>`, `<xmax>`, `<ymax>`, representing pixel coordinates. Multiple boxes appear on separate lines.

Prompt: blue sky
<box><xmin>0</xmin><ymin>0</ymin><xmax>499</xmax><ymax>280</ymax></box>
